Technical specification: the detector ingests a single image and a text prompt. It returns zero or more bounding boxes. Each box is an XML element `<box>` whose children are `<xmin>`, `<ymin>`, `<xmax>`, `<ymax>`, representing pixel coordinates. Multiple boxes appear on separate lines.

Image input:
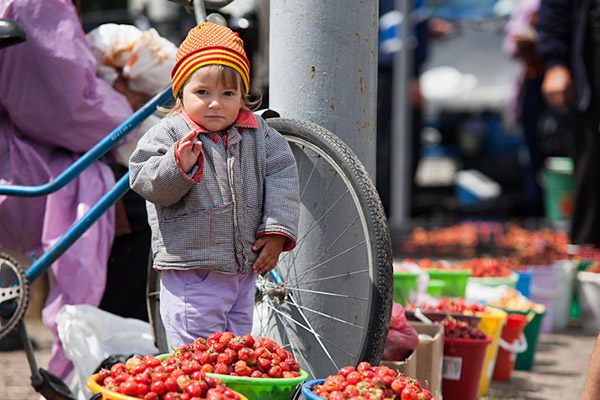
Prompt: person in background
<box><xmin>503</xmin><ymin>0</ymin><xmax>546</xmax><ymax>216</ymax></box>
<box><xmin>0</xmin><ymin>0</ymin><xmax>148</xmax><ymax>382</ymax></box>
<box><xmin>129</xmin><ymin>22</ymin><xmax>299</xmax><ymax>347</ymax></box>
<box><xmin>376</xmin><ymin>0</ymin><xmax>451</xmax><ymax>217</ymax></box>
<box><xmin>537</xmin><ymin>0</ymin><xmax>600</xmax><ymax>247</ymax></box>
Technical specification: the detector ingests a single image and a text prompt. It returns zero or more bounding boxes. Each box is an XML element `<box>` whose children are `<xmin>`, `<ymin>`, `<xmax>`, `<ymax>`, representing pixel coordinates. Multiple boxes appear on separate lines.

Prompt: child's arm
<box><xmin>251</xmin><ymin>234</ymin><xmax>287</xmax><ymax>274</ymax></box>
<box><xmin>129</xmin><ymin>123</ymin><xmax>201</xmax><ymax>206</ymax></box>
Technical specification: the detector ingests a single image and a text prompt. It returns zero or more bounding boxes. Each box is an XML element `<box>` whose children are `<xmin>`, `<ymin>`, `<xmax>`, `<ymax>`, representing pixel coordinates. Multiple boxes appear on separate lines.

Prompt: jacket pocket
<box><xmin>156</xmin><ymin>203</ymin><xmax>236</xmax><ymax>266</ymax></box>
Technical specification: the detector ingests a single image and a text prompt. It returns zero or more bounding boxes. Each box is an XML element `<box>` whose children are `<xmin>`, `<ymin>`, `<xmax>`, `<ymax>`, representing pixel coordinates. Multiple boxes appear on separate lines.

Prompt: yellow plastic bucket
<box><xmin>476</xmin><ymin>306</ymin><xmax>507</xmax><ymax>396</ymax></box>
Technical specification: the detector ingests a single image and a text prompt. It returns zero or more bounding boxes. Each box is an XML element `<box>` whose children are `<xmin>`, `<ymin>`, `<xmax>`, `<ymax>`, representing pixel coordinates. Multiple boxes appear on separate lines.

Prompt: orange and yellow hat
<box><xmin>171</xmin><ymin>22</ymin><xmax>250</xmax><ymax>98</ymax></box>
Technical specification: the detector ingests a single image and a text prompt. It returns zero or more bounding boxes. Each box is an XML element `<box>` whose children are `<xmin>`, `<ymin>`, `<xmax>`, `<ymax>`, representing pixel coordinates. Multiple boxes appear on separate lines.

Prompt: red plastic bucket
<box><xmin>442</xmin><ymin>336</ymin><xmax>492</xmax><ymax>400</ymax></box>
<box><xmin>492</xmin><ymin>313</ymin><xmax>528</xmax><ymax>381</ymax></box>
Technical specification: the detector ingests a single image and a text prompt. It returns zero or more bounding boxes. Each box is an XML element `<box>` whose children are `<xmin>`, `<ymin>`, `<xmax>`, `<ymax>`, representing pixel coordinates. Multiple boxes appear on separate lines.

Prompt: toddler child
<box><xmin>129</xmin><ymin>22</ymin><xmax>300</xmax><ymax>347</ymax></box>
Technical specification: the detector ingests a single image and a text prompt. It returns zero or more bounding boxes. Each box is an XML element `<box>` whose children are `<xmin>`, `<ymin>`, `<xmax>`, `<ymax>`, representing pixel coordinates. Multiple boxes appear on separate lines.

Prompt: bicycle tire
<box><xmin>146</xmin><ymin>117</ymin><xmax>393</xmax><ymax>378</ymax></box>
<box><xmin>256</xmin><ymin>117</ymin><xmax>393</xmax><ymax>378</ymax></box>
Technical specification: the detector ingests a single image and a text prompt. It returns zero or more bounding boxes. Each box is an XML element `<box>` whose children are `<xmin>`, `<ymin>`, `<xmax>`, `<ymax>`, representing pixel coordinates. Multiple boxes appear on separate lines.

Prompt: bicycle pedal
<box><xmin>32</xmin><ymin>368</ymin><xmax>75</xmax><ymax>400</ymax></box>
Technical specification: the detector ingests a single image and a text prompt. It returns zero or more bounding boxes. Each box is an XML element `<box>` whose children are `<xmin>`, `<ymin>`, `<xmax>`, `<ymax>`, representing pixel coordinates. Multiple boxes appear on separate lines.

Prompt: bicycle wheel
<box><xmin>0</xmin><ymin>252</ymin><xmax>29</xmax><ymax>340</ymax></box>
<box><xmin>147</xmin><ymin>117</ymin><xmax>393</xmax><ymax>378</ymax></box>
<box><xmin>254</xmin><ymin>117</ymin><xmax>393</xmax><ymax>379</ymax></box>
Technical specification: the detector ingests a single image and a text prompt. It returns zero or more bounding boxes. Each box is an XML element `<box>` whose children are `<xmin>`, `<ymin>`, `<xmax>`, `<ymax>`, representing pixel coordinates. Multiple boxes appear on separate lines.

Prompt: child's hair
<box><xmin>159</xmin><ymin>64</ymin><xmax>262</xmax><ymax>116</ymax></box>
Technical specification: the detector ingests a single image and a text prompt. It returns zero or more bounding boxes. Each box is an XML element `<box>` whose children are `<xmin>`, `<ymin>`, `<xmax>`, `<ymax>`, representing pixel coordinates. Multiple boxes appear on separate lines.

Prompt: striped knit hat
<box><xmin>171</xmin><ymin>22</ymin><xmax>250</xmax><ymax>98</ymax></box>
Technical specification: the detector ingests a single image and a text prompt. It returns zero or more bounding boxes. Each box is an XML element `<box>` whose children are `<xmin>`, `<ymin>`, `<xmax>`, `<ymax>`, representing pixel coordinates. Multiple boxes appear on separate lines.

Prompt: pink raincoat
<box><xmin>0</xmin><ymin>0</ymin><xmax>133</xmax><ymax>380</ymax></box>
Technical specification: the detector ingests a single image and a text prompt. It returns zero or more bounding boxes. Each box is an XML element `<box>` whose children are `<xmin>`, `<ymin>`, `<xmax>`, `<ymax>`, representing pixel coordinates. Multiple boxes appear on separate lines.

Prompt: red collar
<box><xmin>180</xmin><ymin>108</ymin><xmax>258</xmax><ymax>133</ymax></box>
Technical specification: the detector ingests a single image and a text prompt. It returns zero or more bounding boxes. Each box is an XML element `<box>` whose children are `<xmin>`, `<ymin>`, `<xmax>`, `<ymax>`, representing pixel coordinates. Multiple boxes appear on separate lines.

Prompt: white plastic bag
<box><xmin>57</xmin><ymin>304</ymin><xmax>158</xmax><ymax>400</ymax></box>
<box><xmin>86</xmin><ymin>24</ymin><xmax>176</xmax><ymax>165</ymax></box>
<box><xmin>86</xmin><ymin>23</ymin><xmax>177</xmax><ymax>95</ymax></box>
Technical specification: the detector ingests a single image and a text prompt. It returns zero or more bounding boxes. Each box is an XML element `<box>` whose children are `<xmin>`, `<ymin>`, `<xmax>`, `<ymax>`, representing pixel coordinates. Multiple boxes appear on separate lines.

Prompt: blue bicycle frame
<box><xmin>0</xmin><ymin>86</ymin><xmax>173</xmax><ymax>282</ymax></box>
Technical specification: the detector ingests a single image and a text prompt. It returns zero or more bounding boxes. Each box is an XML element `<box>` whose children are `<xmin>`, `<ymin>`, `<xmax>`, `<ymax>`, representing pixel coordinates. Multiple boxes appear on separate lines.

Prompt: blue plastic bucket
<box><xmin>301</xmin><ymin>379</ymin><xmax>326</xmax><ymax>400</ymax></box>
<box><xmin>516</xmin><ymin>271</ymin><xmax>533</xmax><ymax>298</ymax></box>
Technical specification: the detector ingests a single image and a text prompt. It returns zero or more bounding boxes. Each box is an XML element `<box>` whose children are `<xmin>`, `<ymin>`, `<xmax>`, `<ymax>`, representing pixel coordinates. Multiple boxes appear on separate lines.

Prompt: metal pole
<box><xmin>389</xmin><ymin>0</ymin><xmax>412</xmax><ymax>228</ymax></box>
<box><xmin>269</xmin><ymin>0</ymin><xmax>379</xmax><ymax>177</ymax></box>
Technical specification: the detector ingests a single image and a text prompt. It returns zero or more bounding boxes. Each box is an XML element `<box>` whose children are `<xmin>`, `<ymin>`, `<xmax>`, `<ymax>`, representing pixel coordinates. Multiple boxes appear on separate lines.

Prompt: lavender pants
<box><xmin>159</xmin><ymin>269</ymin><xmax>256</xmax><ymax>348</ymax></box>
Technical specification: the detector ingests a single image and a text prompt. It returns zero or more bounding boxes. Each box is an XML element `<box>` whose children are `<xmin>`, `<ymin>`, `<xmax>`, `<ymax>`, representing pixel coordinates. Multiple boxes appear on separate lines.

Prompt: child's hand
<box><xmin>252</xmin><ymin>234</ymin><xmax>287</xmax><ymax>274</ymax></box>
<box><xmin>177</xmin><ymin>131</ymin><xmax>203</xmax><ymax>173</ymax></box>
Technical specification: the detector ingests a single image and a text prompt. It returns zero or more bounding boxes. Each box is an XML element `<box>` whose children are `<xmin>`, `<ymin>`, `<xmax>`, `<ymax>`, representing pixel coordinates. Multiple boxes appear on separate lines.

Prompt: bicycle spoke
<box><xmin>277</xmin><ymin>251</ymin><xmax>301</xmax><ymax>289</ymax></box>
<box><xmin>260</xmin><ymin>295</ymin><xmax>318</xmax><ymax>378</ymax></box>
<box><xmin>264</xmin><ymin>269</ymin><xmax>370</xmax><ymax>298</ymax></box>
<box><xmin>285</xmin><ymin>269</ymin><xmax>369</xmax><ymax>285</ymax></box>
<box><xmin>279</xmin><ymin>216</ymin><xmax>366</xmax><ymax>280</ymax></box>
<box><xmin>288</xmin><ymin>165</ymin><xmax>338</xmax><ymax>273</ymax></box>
<box><xmin>288</xmin><ymin>240</ymin><xmax>367</xmax><ymax>286</ymax></box>
<box><xmin>297</xmin><ymin>147</ymin><xmax>320</xmax><ymax>202</ymax></box>
<box><xmin>295</xmin><ymin>144</ymin><xmax>306</xmax><ymax>184</ymax></box>
<box><xmin>294</xmin><ymin>187</ymin><xmax>350</xmax><ymax>252</ymax></box>
<box><xmin>293</xmin><ymin>217</ymin><xmax>361</xmax><ymax>286</ymax></box>
<box><xmin>264</xmin><ymin>297</ymin><xmax>355</xmax><ymax>365</ymax></box>
<box><xmin>293</xmin><ymin>214</ymin><xmax>360</xmax><ymax>279</ymax></box>
<box><xmin>284</xmin><ymin>301</ymin><xmax>365</xmax><ymax>329</ymax></box>
<box><xmin>282</xmin><ymin>286</ymin><xmax>369</xmax><ymax>301</ymax></box>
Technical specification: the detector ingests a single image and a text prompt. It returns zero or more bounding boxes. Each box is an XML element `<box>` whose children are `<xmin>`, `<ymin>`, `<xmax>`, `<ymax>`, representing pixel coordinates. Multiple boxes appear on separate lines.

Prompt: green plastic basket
<box><xmin>157</xmin><ymin>354</ymin><xmax>308</xmax><ymax>400</ymax></box>
<box><xmin>393</xmin><ymin>272</ymin><xmax>419</xmax><ymax>304</ymax></box>
<box><xmin>424</xmin><ymin>269</ymin><xmax>472</xmax><ymax>297</ymax></box>
<box><xmin>426</xmin><ymin>279</ymin><xmax>447</xmax><ymax>297</ymax></box>
<box><xmin>208</xmin><ymin>369</ymin><xmax>308</xmax><ymax>400</ymax></box>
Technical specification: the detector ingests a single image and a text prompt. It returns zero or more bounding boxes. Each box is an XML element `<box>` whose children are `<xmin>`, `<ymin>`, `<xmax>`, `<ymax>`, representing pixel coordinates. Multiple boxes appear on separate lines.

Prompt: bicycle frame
<box><xmin>0</xmin><ymin>86</ymin><xmax>173</xmax><ymax>282</ymax></box>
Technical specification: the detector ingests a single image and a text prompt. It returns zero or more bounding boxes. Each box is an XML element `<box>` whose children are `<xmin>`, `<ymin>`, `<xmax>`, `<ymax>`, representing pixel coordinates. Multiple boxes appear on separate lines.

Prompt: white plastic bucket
<box><xmin>551</xmin><ymin>260</ymin><xmax>575</xmax><ymax>331</ymax></box>
<box><xmin>577</xmin><ymin>271</ymin><xmax>600</xmax><ymax>332</ymax></box>
<box><xmin>527</xmin><ymin>264</ymin><xmax>557</xmax><ymax>334</ymax></box>
<box><xmin>527</xmin><ymin>261</ymin><xmax>575</xmax><ymax>333</ymax></box>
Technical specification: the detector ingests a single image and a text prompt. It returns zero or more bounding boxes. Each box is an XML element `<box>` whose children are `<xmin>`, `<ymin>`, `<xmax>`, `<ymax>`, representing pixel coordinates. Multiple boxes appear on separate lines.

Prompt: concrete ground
<box><xmin>0</xmin><ymin>317</ymin><xmax>598</xmax><ymax>400</ymax></box>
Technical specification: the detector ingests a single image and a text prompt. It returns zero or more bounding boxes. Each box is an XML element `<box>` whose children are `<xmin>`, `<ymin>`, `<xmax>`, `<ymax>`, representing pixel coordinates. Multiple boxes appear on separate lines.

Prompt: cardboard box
<box><xmin>381</xmin><ymin>348</ymin><xmax>417</xmax><ymax>378</ymax></box>
<box><xmin>409</xmin><ymin>321</ymin><xmax>444</xmax><ymax>398</ymax></box>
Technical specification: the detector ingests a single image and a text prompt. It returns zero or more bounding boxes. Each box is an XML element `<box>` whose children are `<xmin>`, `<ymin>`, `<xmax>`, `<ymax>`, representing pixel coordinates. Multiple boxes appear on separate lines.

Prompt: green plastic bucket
<box><xmin>393</xmin><ymin>272</ymin><xmax>419</xmax><ymax>304</ymax></box>
<box><xmin>570</xmin><ymin>261</ymin><xmax>591</xmax><ymax>320</ymax></box>
<box><xmin>501</xmin><ymin>308</ymin><xmax>546</xmax><ymax>371</ymax></box>
<box><xmin>157</xmin><ymin>354</ymin><xmax>308</xmax><ymax>400</ymax></box>
<box><xmin>424</xmin><ymin>269</ymin><xmax>472</xmax><ymax>298</ymax></box>
<box><xmin>209</xmin><ymin>369</ymin><xmax>309</xmax><ymax>400</ymax></box>
<box><xmin>427</xmin><ymin>279</ymin><xmax>447</xmax><ymax>297</ymax></box>
<box><xmin>542</xmin><ymin>157</ymin><xmax>573</xmax><ymax>225</ymax></box>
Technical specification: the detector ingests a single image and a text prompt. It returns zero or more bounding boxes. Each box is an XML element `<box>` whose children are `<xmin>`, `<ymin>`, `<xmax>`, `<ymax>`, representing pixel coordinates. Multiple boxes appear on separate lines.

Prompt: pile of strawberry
<box><xmin>416</xmin><ymin>258</ymin><xmax>470</xmax><ymax>272</ymax></box>
<box><xmin>585</xmin><ymin>261</ymin><xmax>600</xmax><ymax>273</ymax></box>
<box><xmin>437</xmin><ymin>318</ymin><xmax>488</xmax><ymax>340</ymax></box>
<box><xmin>162</xmin><ymin>332</ymin><xmax>301</xmax><ymax>379</ymax></box>
<box><xmin>96</xmin><ymin>354</ymin><xmax>241</xmax><ymax>400</ymax></box>
<box><xmin>95</xmin><ymin>332</ymin><xmax>302</xmax><ymax>399</ymax></box>
<box><xmin>406</xmin><ymin>297</ymin><xmax>486</xmax><ymax>314</ymax></box>
<box><xmin>309</xmin><ymin>362</ymin><xmax>439</xmax><ymax>400</ymax></box>
<box><xmin>462</xmin><ymin>257</ymin><xmax>515</xmax><ymax>277</ymax></box>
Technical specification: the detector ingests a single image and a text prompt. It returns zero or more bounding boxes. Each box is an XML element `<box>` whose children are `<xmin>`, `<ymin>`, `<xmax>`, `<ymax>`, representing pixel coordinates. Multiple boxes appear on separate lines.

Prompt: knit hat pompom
<box><xmin>171</xmin><ymin>22</ymin><xmax>250</xmax><ymax>97</ymax></box>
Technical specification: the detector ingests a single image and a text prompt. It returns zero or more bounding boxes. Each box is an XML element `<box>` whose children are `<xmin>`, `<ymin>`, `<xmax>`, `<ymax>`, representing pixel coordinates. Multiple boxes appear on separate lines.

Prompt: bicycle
<box><xmin>0</xmin><ymin>1</ymin><xmax>393</xmax><ymax>398</ymax></box>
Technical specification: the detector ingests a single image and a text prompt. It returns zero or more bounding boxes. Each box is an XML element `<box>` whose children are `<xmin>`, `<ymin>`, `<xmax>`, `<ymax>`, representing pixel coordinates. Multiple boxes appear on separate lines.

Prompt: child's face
<box><xmin>181</xmin><ymin>65</ymin><xmax>243</xmax><ymax>132</ymax></box>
